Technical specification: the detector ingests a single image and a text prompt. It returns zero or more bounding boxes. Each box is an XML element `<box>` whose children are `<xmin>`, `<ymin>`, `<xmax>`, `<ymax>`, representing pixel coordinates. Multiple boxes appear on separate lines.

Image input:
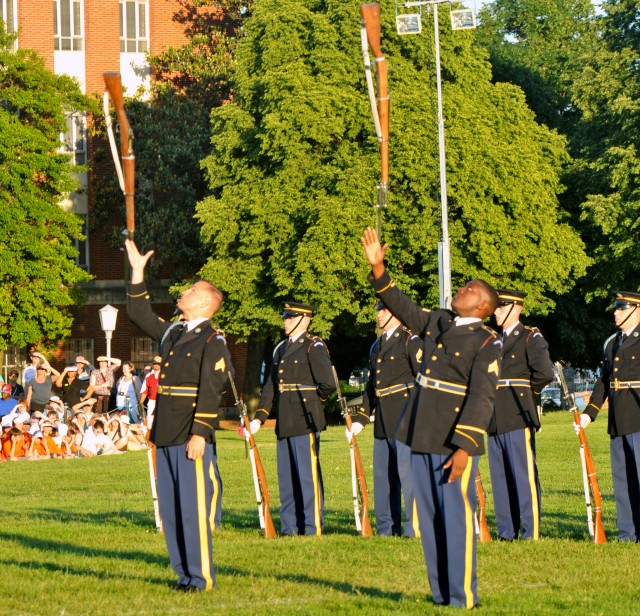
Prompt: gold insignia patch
<box><xmin>487</xmin><ymin>360</ymin><xmax>499</xmax><ymax>376</ymax></box>
<box><xmin>214</xmin><ymin>358</ymin><xmax>226</xmax><ymax>372</ymax></box>
<box><xmin>416</xmin><ymin>349</ymin><xmax>423</xmax><ymax>363</ymax></box>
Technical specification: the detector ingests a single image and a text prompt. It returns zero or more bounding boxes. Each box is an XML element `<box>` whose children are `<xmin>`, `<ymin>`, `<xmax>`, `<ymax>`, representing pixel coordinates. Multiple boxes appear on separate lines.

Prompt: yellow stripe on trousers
<box><xmin>195</xmin><ymin>457</ymin><xmax>214</xmax><ymax>590</ymax></box>
<box><xmin>208</xmin><ymin>460</ymin><xmax>220</xmax><ymax>533</ymax></box>
<box><xmin>412</xmin><ymin>498</ymin><xmax>421</xmax><ymax>538</ymax></box>
<box><xmin>309</xmin><ymin>433</ymin><xmax>322</xmax><ymax>536</ymax></box>
<box><xmin>525</xmin><ymin>427</ymin><xmax>540</xmax><ymax>540</ymax></box>
<box><xmin>460</xmin><ymin>458</ymin><xmax>475</xmax><ymax>609</ymax></box>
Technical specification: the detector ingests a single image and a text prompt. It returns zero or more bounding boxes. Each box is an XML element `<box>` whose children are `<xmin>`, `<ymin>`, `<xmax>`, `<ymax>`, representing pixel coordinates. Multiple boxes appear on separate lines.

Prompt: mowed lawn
<box><xmin>1</xmin><ymin>411</ymin><xmax>638</xmax><ymax>615</ymax></box>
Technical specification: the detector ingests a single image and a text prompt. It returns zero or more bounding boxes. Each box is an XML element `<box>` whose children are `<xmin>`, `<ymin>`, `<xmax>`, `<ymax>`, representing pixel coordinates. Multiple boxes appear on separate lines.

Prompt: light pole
<box><xmin>98</xmin><ymin>304</ymin><xmax>119</xmax><ymax>362</ymax></box>
<box><xmin>396</xmin><ymin>1</ymin><xmax>476</xmax><ymax>308</ymax></box>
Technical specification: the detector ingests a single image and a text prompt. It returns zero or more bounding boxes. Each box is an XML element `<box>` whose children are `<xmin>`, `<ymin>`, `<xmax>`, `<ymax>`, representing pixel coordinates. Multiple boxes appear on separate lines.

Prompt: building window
<box><xmin>54</xmin><ymin>0</ymin><xmax>83</xmax><ymax>51</ymax></box>
<box><xmin>131</xmin><ymin>337</ymin><xmax>159</xmax><ymax>366</ymax></box>
<box><xmin>1</xmin><ymin>0</ymin><xmax>16</xmax><ymax>32</ymax></box>
<box><xmin>65</xmin><ymin>338</ymin><xmax>94</xmax><ymax>365</ymax></box>
<box><xmin>2</xmin><ymin>343</ymin><xmax>25</xmax><ymax>383</ymax></box>
<box><xmin>75</xmin><ymin>213</ymin><xmax>89</xmax><ymax>270</ymax></box>
<box><xmin>120</xmin><ymin>0</ymin><xmax>148</xmax><ymax>53</ymax></box>
<box><xmin>60</xmin><ymin>112</ymin><xmax>87</xmax><ymax>165</ymax></box>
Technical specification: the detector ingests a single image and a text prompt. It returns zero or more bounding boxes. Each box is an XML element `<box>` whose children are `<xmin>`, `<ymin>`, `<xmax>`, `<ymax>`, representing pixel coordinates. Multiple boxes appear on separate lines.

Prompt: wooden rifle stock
<box><xmin>475</xmin><ymin>470</ymin><xmax>492</xmax><ymax>542</ymax></box>
<box><xmin>360</xmin><ymin>3</ymin><xmax>389</xmax><ymax>235</ymax></box>
<box><xmin>555</xmin><ymin>362</ymin><xmax>606</xmax><ymax>543</ymax></box>
<box><xmin>229</xmin><ymin>372</ymin><xmax>277</xmax><ymax>538</ymax></box>
<box><xmin>103</xmin><ymin>72</ymin><xmax>135</xmax><ymax>240</ymax></box>
<box><xmin>333</xmin><ymin>367</ymin><xmax>373</xmax><ymax>537</ymax></box>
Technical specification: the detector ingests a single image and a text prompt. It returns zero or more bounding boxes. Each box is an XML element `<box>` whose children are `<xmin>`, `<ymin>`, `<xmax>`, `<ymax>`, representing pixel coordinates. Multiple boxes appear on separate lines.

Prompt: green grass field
<box><xmin>1</xmin><ymin>411</ymin><xmax>638</xmax><ymax>615</ymax></box>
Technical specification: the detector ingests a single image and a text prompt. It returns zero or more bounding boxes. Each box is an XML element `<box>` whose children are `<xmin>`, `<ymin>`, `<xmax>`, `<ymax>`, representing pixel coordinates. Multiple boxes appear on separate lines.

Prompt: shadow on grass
<box><xmin>0</xmin><ymin>530</ymin><xmax>412</xmax><ymax>601</ymax></box>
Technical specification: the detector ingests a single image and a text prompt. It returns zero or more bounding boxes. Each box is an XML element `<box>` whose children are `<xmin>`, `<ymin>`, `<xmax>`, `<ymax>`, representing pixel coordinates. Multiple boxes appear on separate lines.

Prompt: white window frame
<box><xmin>60</xmin><ymin>112</ymin><xmax>87</xmax><ymax>166</ymax></box>
<box><xmin>120</xmin><ymin>0</ymin><xmax>149</xmax><ymax>53</ymax></box>
<box><xmin>1</xmin><ymin>0</ymin><xmax>17</xmax><ymax>33</ymax></box>
<box><xmin>54</xmin><ymin>0</ymin><xmax>84</xmax><ymax>51</ymax></box>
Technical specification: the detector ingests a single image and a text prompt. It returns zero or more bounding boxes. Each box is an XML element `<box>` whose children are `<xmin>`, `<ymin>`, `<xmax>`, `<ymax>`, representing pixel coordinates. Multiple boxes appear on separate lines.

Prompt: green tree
<box><xmin>0</xmin><ymin>31</ymin><xmax>92</xmax><ymax>350</ymax></box>
<box><xmin>568</xmin><ymin>0</ymin><xmax>640</xmax><ymax>317</ymax></box>
<box><xmin>476</xmin><ymin>0</ymin><xmax>596</xmax><ymax>131</ymax></box>
<box><xmin>198</xmin><ymin>0</ymin><xmax>587</xmax><ymax>344</ymax></box>
<box><xmin>197</xmin><ymin>0</ymin><xmax>588</xmax><ymax>344</ymax></box>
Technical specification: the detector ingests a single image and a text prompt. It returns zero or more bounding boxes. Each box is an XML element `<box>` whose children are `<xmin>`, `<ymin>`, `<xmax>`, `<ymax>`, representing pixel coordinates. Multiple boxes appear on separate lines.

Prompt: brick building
<box><xmin>2</xmin><ymin>0</ymin><xmax>248</xmax><ymax>402</ymax></box>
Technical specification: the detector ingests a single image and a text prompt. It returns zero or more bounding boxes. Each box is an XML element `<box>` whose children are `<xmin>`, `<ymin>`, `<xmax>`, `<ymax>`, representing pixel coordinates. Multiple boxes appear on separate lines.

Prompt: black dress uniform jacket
<box><xmin>127</xmin><ymin>282</ymin><xmax>232</xmax><ymax>447</ymax></box>
<box><xmin>355</xmin><ymin>327</ymin><xmax>422</xmax><ymax>439</ymax></box>
<box><xmin>586</xmin><ymin>324</ymin><xmax>640</xmax><ymax>436</ymax></box>
<box><xmin>488</xmin><ymin>323</ymin><xmax>554</xmax><ymax>434</ymax></box>
<box><xmin>255</xmin><ymin>332</ymin><xmax>335</xmax><ymax>438</ymax></box>
<box><xmin>372</xmin><ymin>271</ymin><xmax>502</xmax><ymax>456</ymax></box>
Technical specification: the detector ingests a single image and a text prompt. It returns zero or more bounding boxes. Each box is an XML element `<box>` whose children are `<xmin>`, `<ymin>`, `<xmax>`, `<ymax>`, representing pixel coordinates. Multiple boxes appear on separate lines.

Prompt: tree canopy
<box><xmin>0</xmin><ymin>31</ymin><xmax>92</xmax><ymax>349</ymax></box>
<box><xmin>196</xmin><ymin>0</ymin><xmax>588</xmax><ymax>341</ymax></box>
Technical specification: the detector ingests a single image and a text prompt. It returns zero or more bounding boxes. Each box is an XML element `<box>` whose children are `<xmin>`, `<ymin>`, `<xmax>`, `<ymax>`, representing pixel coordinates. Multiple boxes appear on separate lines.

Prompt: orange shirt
<box><xmin>44</xmin><ymin>436</ymin><xmax>59</xmax><ymax>455</ymax></box>
<box><xmin>31</xmin><ymin>439</ymin><xmax>48</xmax><ymax>457</ymax></box>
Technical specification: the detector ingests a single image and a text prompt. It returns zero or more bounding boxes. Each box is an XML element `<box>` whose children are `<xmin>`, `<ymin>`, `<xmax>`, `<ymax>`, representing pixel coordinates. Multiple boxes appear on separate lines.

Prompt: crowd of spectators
<box><xmin>0</xmin><ymin>351</ymin><xmax>159</xmax><ymax>462</ymax></box>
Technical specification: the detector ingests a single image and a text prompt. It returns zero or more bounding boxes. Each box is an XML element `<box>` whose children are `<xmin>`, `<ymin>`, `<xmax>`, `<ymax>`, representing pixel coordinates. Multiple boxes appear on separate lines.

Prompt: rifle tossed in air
<box><xmin>555</xmin><ymin>362</ymin><xmax>606</xmax><ymax>543</ymax></box>
<box><xmin>332</xmin><ymin>366</ymin><xmax>373</xmax><ymax>537</ymax></box>
<box><xmin>360</xmin><ymin>2</ymin><xmax>389</xmax><ymax>237</ymax></box>
<box><xmin>103</xmin><ymin>73</ymin><xmax>161</xmax><ymax>533</ymax></box>
<box><xmin>229</xmin><ymin>371</ymin><xmax>277</xmax><ymax>539</ymax></box>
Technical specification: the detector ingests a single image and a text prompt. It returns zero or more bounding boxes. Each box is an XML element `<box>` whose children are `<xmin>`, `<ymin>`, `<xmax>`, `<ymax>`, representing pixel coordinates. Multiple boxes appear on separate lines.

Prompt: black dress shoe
<box><xmin>176</xmin><ymin>584</ymin><xmax>203</xmax><ymax>593</ymax></box>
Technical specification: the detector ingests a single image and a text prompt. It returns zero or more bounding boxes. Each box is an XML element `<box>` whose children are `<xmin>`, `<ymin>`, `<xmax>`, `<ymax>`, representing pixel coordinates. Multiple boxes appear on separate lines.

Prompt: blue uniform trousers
<box><xmin>277</xmin><ymin>433</ymin><xmax>323</xmax><ymax>536</ymax></box>
<box><xmin>610</xmin><ymin>432</ymin><xmax>640</xmax><ymax>541</ymax></box>
<box><xmin>413</xmin><ymin>452</ymin><xmax>479</xmax><ymax>609</ymax></box>
<box><xmin>373</xmin><ymin>437</ymin><xmax>417</xmax><ymax>537</ymax></box>
<box><xmin>156</xmin><ymin>443</ymin><xmax>221</xmax><ymax>590</ymax></box>
<box><xmin>488</xmin><ymin>428</ymin><xmax>541</xmax><ymax>540</ymax></box>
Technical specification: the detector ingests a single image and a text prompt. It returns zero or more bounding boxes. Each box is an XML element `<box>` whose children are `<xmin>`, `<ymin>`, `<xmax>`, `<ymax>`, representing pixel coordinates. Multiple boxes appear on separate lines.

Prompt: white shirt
<box><xmin>454</xmin><ymin>316</ymin><xmax>482</xmax><ymax>326</ymax></box>
<box><xmin>185</xmin><ymin>317</ymin><xmax>209</xmax><ymax>332</ymax></box>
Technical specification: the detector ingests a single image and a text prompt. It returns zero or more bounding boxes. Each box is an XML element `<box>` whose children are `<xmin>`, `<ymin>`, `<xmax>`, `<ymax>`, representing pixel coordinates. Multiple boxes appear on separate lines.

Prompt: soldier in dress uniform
<box><xmin>577</xmin><ymin>290</ymin><xmax>640</xmax><ymax>541</ymax></box>
<box><xmin>125</xmin><ymin>239</ymin><xmax>232</xmax><ymax>592</ymax></box>
<box><xmin>361</xmin><ymin>227</ymin><xmax>502</xmax><ymax>609</ymax></box>
<box><xmin>249</xmin><ymin>302</ymin><xmax>335</xmax><ymax>536</ymax></box>
<box><xmin>348</xmin><ymin>301</ymin><xmax>422</xmax><ymax>537</ymax></box>
<box><xmin>488</xmin><ymin>289</ymin><xmax>554</xmax><ymax>541</ymax></box>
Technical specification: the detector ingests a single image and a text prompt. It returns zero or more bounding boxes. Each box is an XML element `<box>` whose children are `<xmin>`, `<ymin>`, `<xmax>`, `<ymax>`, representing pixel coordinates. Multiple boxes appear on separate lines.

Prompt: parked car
<box><xmin>541</xmin><ymin>386</ymin><xmax>562</xmax><ymax>410</ymax></box>
<box><xmin>348</xmin><ymin>369</ymin><xmax>370</xmax><ymax>388</ymax></box>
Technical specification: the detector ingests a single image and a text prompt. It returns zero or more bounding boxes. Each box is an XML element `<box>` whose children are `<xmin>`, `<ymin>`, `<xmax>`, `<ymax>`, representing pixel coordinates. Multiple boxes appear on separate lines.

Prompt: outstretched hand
<box><xmin>360</xmin><ymin>227</ymin><xmax>388</xmax><ymax>280</ymax></box>
<box><xmin>124</xmin><ymin>239</ymin><xmax>154</xmax><ymax>284</ymax></box>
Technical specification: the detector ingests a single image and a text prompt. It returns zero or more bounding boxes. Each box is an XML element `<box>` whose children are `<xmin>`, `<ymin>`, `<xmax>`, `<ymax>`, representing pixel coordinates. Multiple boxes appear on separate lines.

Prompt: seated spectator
<box><xmin>28</xmin><ymin>430</ymin><xmax>50</xmax><ymax>460</ymax></box>
<box><xmin>46</xmin><ymin>399</ymin><xmax>64</xmax><ymax>424</ymax></box>
<box><xmin>26</xmin><ymin>356</ymin><xmax>60</xmax><ymax>413</ymax></box>
<box><xmin>41</xmin><ymin>423</ymin><xmax>61</xmax><ymax>458</ymax></box>
<box><xmin>0</xmin><ymin>384</ymin><xmax>16</xmax><ymax>418</ymax></box>
<box><xmin>1</xmin><ymin>415</ymin><xmax>14</xmax><ymax>460</ymax></box>
<box><xmin>7</xmin><ymin>427</ymin><xmax>28</xmax><ymax>460</ymax></box>
<box><xmin>80</xmin><ymin>419</ymin><xmax>117</xmax><ymax>456</ymax></box>
<box><xmin>7</xmin><ymin>370</ymin><xmax>24</xmax><ymax>400</ymax></box>
<box><xmin>85</xmin><ymin>356</ymin><xmax>121</xmax><ymax>414</ymax></box>
<box><xmin>71</xmin><ymin>411</ymin><xmax>89</xmax><ymax>435</ymax></box>
<box><xmin>106</xmin><ymin>415</ymin><xmax>129</xmax><ymax>452</ymax></box>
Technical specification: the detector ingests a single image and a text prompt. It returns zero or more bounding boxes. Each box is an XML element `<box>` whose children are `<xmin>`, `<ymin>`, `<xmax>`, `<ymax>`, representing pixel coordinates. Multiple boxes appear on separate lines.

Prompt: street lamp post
<box><xmin>98</xmin><ymin>304</ymin><xmax>119</xmax><ymax>362</ymax></box>
<box><xmin>396</xmin><ymin>1</ymin><xmax>475</xmax><ymax>308</ymax></box>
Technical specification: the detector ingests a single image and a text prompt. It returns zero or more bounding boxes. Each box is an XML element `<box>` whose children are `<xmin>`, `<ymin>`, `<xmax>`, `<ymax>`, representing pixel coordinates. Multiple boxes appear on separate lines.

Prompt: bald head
<box><xmin>177</xmin><ymin>279</ymin><xmax>223</xmax><ymax>320</ymax></box>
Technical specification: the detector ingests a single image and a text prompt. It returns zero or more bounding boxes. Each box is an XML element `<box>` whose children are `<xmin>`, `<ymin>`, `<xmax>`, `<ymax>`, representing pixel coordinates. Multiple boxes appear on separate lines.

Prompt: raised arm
<box><xmin>124</xmin><ymin>239</ymin><xmax>154</xmax><ymax>284</ymax></box>
<box><xmin>360</xmin><ymin>226</ymin><xmax>388</xmax><ymax>280</ymax></box>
